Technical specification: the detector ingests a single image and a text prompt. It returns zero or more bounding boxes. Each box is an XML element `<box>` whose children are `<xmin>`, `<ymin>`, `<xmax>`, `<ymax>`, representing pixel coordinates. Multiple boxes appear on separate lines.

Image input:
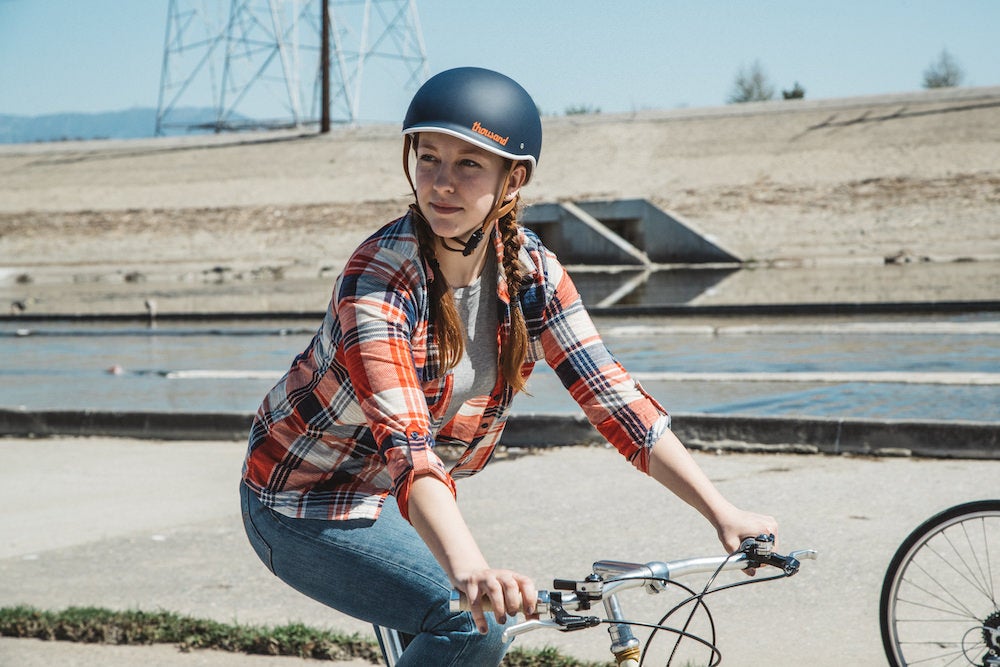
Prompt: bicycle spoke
<box><xmin>918</xmin><ymin>537</ymin><xmax>992</xmax><ymax>615</ymax></box>
<box><xmin>973</xmin><ymin>517</ymin><xmax>998</xmax><ymax>607</ymax></box>
<box><xmin>943</xmin><ymin>522</ymin><xmax>997</xmax><ymax>603</ymax></box>
<box><xmin>895</xmin><ymin>642</ymin><xmax>975</xmax><ymax>666</ymax></box>
<box><xmin>897</xmin><ymin>574</ymin><xmax>983</xmax><ymax>620</ymax></box>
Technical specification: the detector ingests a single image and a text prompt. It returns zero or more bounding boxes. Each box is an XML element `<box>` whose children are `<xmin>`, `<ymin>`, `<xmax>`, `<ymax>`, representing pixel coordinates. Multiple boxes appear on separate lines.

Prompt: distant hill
<box><xmin>0</xmin><ymin>107</ymin><xmax>255</xmax><ymax>144</ymax></box>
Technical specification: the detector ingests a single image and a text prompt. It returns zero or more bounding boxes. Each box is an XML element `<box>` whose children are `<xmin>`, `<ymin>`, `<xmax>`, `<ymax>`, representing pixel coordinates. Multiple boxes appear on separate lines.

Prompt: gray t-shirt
<box><xmin>442</xmin><ymin>255</ymin><xmax>499</xmax><ymax>425</ymax></box>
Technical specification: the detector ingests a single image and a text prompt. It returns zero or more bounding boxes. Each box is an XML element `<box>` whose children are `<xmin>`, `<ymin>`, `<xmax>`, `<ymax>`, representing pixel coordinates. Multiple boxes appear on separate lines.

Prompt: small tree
<box><xmin>564</xmin><ymin>104</ymin><xmax>600</xmax><ymax>116</ymax></box>
<box><xmin>782</xmin><ymin>82</ymin><xmax>806</xmax><ymax>100</ymax></box>
<box><xmin>728</xmin><ymin>60</ymin><xmax>775</xmax><ymax>103</ymax></box>
<box><xmin>923</xmin><ymin>49</ymin><xmax>964</xmax><ymax>89</ymax></box>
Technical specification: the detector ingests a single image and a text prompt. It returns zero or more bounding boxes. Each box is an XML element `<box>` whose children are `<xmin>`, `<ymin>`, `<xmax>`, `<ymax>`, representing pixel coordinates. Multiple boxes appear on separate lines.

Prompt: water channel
<box><xmin>3</xmin><ymin>313</ymin><xmax>998</xmax><ymax>423</ymax></box>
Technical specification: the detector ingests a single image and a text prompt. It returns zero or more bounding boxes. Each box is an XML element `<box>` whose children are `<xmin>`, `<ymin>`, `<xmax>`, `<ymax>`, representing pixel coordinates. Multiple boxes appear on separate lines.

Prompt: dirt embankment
<box><xmin>2</xmin><ymin>86</ymin><xmax>998</xmax><ymax>315</ymax></box>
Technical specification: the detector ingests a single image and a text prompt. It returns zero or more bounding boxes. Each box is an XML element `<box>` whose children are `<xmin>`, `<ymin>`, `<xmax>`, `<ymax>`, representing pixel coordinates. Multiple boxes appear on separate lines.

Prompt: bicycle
<box><xmin>880</xmin><ymin>499</ymin><xmax>1000</xmax><ymax>667</ymax></box>
<box><xmin>374</xmin><ymin>534</ymin><xmax>817</xmax><ymax>666</ymax></box>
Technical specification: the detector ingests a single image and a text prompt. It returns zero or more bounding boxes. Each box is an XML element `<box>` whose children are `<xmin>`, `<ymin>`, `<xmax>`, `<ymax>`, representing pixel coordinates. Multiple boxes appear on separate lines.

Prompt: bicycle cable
<box><xmin>588</xmin><ymin>573</ymin><xmax>719</xmax><ymax>667</ymax></box>
<box><xmin>597</xmin><ymin>544</ymin><xmax>797</xmax><ymax>666</ymax></box>
<box><xmin>653</xmin><ymin>570</ymin><xmax>792</xmax><ymax>666</ymax></box>
<box><xmin>662</xmin><ymin>543</ymin><xmax>744</xmax><ymax>667</ymax></box>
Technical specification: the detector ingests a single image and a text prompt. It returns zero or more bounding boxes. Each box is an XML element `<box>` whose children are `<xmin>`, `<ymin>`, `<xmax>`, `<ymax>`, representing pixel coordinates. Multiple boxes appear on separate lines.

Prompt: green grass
<box><xmin>0</xmin><ymin>605</ymin><xmax>611</xmax><ymax>666</ymax></box>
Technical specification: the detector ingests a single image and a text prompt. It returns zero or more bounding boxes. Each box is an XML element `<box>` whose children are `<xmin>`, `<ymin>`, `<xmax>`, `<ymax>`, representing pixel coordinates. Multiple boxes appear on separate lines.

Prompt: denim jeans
<box><xmin>240</xmin><ymin>481</ymin><xmax>512</xmax><ymax>666</ymax></box>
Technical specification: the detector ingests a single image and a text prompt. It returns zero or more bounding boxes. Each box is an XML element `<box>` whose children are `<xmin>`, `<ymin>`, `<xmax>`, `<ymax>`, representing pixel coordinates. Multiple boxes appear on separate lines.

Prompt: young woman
<box><xmin>240</xmin><ymin>66</ymin><xmax>777</xmax><ymax>665</ymax></box>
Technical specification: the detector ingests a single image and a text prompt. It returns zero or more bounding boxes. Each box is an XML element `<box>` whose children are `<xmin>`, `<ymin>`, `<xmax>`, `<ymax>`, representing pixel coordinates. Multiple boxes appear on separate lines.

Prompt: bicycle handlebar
<box><xmin>450</xmin><ymin>536</ymin><xmax>817</xmax><ymax>642</ymax></box>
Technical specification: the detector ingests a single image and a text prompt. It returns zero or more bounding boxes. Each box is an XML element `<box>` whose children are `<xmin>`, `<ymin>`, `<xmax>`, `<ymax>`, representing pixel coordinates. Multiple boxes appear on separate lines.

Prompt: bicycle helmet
<box><xmin>402</xmin><ymin>67</ymin><xmax>542</xmax><ymax>178</ymax></box>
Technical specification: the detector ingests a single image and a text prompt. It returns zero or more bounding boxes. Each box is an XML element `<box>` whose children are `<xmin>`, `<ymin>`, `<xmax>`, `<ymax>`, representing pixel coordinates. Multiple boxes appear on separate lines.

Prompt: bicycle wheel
<box><xmin>880</xmin><ymin>500</ymin><xmax>1000</xmax><ymax>667</ymax></box>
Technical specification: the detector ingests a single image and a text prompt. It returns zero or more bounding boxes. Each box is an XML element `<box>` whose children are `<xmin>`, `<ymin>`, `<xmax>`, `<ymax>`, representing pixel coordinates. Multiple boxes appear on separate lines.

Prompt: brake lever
<box><xmin>549</xmin><ymin>593</ymin><xmax>602</xmax><ymax>632</ymax></box>
<box><xmin>741</xmin><ymin>534</ymin><xmax>817</xmax><ymax>576</ymax></box>
<box><xmin>502</xmin><ymin>618</ymin><xmax>561</xmax><ymax>642</ymax></box>
<box><xmin>500</xmin><ymin>593</ymin><xmax>601</xmax><ymax>642</ymax></box>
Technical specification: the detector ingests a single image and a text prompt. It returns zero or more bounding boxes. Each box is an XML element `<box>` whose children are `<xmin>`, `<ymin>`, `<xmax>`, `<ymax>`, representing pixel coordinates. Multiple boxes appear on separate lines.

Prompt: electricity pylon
<box><xmin>155</xmin><ymin>0</ymin><xmax>428</xmax><ymax>135</ymax></box>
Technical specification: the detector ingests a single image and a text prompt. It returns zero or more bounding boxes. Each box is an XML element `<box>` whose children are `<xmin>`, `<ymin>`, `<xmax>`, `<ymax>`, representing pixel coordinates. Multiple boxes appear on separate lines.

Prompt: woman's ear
<box><xmin>504</xmin><ymin>163</ymin><xmax>529</xmax><ymax>201</ymax></box>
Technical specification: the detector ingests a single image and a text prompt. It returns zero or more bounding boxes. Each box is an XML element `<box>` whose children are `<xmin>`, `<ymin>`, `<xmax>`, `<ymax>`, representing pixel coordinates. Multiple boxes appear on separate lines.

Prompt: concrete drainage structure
<box><xmin>521</xmin><ymin>198</ymin><xmax>741</xmax><ymax>308</ymax></box>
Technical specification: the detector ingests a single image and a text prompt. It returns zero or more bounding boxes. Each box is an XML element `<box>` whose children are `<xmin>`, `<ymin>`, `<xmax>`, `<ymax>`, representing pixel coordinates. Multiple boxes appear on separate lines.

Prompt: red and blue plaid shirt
<box><xmin>242</xmin><ymin>212</ymin><xmax>670</xmax><ymax>521</ymax></box>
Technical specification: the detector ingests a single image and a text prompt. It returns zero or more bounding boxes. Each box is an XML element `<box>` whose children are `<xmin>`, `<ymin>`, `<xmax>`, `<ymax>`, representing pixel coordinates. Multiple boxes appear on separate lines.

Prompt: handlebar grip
<box><xmin>449</xmin><ymin>589</ymin><xmax>549</xmax><ymax>614</ymax></box>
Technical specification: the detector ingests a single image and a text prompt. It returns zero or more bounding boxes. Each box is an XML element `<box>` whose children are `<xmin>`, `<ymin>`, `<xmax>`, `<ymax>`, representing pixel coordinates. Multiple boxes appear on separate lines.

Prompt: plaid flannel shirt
<box><xmin>242</xmin><ymin>212</ymin><xmax>670</xmax><ymax>522</ymax></box>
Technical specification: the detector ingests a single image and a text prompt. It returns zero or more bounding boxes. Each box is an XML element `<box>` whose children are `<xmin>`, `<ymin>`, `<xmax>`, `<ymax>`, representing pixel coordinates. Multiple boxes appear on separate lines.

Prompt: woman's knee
<box><xmin>400</xmin><ymin>607</ymin><xmax>510</xmax><ymax>666</ymax></box>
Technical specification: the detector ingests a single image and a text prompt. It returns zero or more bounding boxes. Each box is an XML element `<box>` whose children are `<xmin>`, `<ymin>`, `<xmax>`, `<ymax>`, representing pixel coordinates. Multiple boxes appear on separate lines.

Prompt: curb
<box><xmin>0</xmin><ymin>409</ymin><xmax>253</xmax><ymax>442</ymax></box>
<box><xmin>2</xmin><ymin>300</ymin><xmax>1000</xmax><ymax>324</ymax></box>
<box><xmin>0</xmin><ymin>408</ymin><xmax>996</xmax><ymax>460</ymax></box>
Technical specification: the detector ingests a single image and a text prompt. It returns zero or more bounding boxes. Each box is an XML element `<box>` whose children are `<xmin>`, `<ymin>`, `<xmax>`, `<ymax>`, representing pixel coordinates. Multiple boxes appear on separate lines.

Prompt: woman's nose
<box><xmin>432</xmin><ymin>164</ymin><xmax>454</xmax><ymax>191</ymax></box>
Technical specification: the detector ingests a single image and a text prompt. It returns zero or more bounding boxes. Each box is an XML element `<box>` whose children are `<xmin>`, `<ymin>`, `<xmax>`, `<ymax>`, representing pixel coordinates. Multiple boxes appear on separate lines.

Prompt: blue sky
<box><xmin>1</xmin><ymin>0</ymin><xmax>998</xmax><ymax>122</ymax></box>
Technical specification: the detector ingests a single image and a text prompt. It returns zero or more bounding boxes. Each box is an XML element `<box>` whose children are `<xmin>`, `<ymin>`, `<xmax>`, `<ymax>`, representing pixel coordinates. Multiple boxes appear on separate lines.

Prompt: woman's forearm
<box><xmin>648</xmin><ymin>429</ymin><xmax>734</xmax><ymax>523</ymax></box>
<box><xmin>407</xmin><ymin>473</ymin><xmax>538</xmax><ymax>631</ymax></box>
<box><xmin>647</xmin><ymin>429</ymin><xmax>777</xmax><ymax>553</ymax></box>
<box><xmin>407</xmin><ymin>473</ymin><xmax>489</xmax><ymax>584</ymax></box>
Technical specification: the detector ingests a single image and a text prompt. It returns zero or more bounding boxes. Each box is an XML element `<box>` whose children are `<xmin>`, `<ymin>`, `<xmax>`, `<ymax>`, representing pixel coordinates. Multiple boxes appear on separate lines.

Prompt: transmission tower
<box><xmin>155</xmin><ymin>0</ymin><xmax>429</xmax><ymax>135</ymax></box>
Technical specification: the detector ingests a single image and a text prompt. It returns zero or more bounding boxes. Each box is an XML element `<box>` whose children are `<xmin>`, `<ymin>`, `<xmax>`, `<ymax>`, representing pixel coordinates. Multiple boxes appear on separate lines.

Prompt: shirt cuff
<box><xmin>387</xmin><ymin>428</ymin><xmax>457</xmax><ymax>522</ymax></box>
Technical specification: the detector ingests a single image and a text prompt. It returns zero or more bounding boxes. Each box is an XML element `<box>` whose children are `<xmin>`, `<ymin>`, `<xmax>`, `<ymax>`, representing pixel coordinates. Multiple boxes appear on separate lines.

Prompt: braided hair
<box><xmin>496</xmin><ymin>208</ymin><xmax>530</xmax><ymax>393</ymax></box>
<box><xmin>411</xmin><ymin>202</ymin><xmax>530</xmax><ymax>393</ymax></box>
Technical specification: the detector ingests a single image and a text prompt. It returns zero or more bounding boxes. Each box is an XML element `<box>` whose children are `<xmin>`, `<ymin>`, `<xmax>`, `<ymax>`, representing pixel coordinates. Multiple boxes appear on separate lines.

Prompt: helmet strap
<box><xmin>403</xmin><ymin>134</ymin><xmax>518</xmax><ymax>258</ymax></box>
<box><xmin>440</xmin><ymin>228</ymin><xmax>485</xmax><ymax>256</ymax></box>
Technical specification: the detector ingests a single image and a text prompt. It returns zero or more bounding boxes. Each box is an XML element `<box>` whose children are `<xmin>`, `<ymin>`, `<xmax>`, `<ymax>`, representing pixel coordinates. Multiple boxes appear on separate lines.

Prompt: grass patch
<box><xmin>0</xmin><ymin>605</ymin><xmax>381</xmax><ymax>661</ymax></box>
<box><xmin>0</xmin><ymin>605</ymin><xmax>610</xmax><ymax>666</ymax></box>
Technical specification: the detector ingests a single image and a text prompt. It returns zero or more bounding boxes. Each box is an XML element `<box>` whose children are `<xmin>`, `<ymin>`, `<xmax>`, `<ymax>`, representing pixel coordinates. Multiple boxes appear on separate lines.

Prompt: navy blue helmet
<box><xmin>403</xmin><ymin>67</ymin><xmax>542</xmax><ymax>178</ymax></box>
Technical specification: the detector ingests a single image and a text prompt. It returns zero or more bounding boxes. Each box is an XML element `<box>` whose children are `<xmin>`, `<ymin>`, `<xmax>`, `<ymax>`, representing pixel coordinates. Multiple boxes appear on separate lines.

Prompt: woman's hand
<box><xmin>714</xmin><ymin>505</ymin><xmax>778</xmax><ymax>553</ymax></box>
<box><xmin>458</xmin><ymin>568</ymin><xmax>538</xmax><ymax>634</ymax></box>
<box><xmin>713</xmin><ymin>505</ymin><xmax>778</xmax><ymax>575</ymax></box>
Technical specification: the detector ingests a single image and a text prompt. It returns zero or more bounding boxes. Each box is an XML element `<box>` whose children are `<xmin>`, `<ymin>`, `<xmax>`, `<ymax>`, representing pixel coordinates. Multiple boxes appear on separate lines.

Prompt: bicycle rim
<box><xmin>880</xmin><ymin>500</ymin><xmax>1000</xmax><ymax>667</ymax></box>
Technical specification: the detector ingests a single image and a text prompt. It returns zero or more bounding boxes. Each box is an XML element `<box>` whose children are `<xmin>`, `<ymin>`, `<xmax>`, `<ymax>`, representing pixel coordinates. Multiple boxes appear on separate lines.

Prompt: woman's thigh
<box><xmin>242</xmin><ymin>483</ymin><xmax>452</xmax><ymax>632</ymax></box>
<box><xmin>241</xmin><ymin>483</ymin><xmax>511</xmax><ymax>665</ymax></box>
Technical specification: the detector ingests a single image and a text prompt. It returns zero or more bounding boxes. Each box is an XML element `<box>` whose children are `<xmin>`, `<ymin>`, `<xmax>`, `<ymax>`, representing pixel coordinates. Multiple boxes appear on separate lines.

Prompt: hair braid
<box><xmin>498</xmin><ymin>207</ymin><xmax>530</xmax><ymax>393</ymax></box>
<box><xmin>410</xmin><ymin>204</ymin><xmax>465</xmax><ymax>371</ymax></box>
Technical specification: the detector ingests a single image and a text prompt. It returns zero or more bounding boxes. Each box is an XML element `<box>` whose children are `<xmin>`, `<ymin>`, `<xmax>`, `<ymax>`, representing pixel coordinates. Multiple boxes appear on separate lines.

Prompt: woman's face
<box><xmin>412</xmin><ymin>133</ymin><xmax>523</xmax><ymax>243</ymax></box>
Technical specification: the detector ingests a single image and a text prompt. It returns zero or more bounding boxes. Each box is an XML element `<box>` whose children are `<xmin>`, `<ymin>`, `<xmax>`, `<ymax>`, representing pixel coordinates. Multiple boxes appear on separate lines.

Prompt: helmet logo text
<box><xmin>471</xmin><ymin>121</ymin><xmax>509</xmax><ymax>147</ymax></box>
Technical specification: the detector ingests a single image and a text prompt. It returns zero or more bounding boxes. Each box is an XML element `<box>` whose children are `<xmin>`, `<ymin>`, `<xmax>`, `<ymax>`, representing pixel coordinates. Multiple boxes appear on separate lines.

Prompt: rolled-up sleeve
<box><xmin>336</xmin><ymin>245</ymin><xmax>456</xmax><ymax>520</ymax></box>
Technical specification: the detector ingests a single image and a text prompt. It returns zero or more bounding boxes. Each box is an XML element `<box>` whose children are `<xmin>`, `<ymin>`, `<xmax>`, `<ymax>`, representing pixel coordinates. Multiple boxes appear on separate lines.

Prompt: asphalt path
<box><xmin>1</xmin><ymin>437</ymin><xmax>998</xmax><ymax>666</ymax></box>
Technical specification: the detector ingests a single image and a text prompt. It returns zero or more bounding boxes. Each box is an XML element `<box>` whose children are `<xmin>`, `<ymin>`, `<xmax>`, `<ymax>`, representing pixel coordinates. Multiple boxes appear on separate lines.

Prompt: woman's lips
<box><xmin>430</xmin><ymin>202</ymin><xmax>461</xmax><ymax>214</ymax></box>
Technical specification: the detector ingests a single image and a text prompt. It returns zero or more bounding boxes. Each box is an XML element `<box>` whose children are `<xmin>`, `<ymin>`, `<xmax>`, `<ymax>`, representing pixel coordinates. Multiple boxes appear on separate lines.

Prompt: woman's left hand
<box><xmin>713</xmin><ymin>505</ymin><xmax>778</xmax><ymax>575</ymax></box>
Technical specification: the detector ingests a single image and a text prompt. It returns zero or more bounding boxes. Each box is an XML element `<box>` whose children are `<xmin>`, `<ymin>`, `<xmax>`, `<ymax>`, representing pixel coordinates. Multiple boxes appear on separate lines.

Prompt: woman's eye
<box><xmin>459</xmin><ymin>159</ymin><xmax>481</xmax><ymax>168</ymax></box>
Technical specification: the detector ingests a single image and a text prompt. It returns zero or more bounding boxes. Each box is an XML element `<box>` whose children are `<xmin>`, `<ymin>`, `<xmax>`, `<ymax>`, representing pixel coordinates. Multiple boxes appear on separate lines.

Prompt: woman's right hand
<box><xmin>458</xmin><ymin>568</ymin><xmax>538</xmax><ymax>633</ymax></box>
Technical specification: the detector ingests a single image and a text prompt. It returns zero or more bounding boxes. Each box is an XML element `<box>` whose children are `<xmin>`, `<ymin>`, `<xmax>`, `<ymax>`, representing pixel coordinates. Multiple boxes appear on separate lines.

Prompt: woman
<box><xmin>240</xmin><ymin>66</ymin><xmax>777</xmax><ymax>665</ymax></box>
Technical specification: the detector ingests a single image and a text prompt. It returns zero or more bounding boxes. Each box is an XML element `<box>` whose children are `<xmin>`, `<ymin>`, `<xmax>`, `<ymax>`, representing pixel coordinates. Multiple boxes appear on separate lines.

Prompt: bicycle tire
<box><xmin>879</xmin><ymin>499</ymin><xmax>1000</xmax><ymax>667</ymax></box>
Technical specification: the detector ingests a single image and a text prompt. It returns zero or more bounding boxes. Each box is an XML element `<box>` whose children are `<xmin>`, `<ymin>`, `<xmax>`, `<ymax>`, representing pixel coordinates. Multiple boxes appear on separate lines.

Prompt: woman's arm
<box><xmin>407</xmin><ymin>474</ymin><xmax>537</xmax><ymax>633</ymax></box>
<box><xmin>648</xmin><ymin>429</ymin><xmax>777</xmax><ymax>556</ymax></box>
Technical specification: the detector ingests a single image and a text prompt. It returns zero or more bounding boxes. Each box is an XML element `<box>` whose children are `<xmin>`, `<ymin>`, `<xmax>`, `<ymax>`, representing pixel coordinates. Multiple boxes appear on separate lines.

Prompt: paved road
<box><xmin>1</xmin><ymin>436</ymin><xmax>997</xmax><ymax>666</ymax></box>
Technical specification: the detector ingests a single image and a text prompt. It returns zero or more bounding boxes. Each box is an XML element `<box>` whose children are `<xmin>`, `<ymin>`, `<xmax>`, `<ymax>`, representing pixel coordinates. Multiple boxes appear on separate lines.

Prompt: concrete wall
<box><xmin>2</xmin><ymin>408</ymin><xmax>996</xmax><ymax>460</ymax></box>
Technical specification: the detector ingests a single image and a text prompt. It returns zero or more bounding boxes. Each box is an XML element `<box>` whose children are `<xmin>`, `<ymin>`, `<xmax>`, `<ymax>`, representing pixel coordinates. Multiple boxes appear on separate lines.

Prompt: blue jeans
<box><xmin>239</xmin><ymin>481</ymin><xmax>512</xmax><ymax>666</ymax></box>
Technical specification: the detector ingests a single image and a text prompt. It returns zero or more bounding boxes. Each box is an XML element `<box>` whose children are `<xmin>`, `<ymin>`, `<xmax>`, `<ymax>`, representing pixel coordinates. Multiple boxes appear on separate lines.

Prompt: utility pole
<box><xmin>321</xmin><ymin>0</ymin><xmax>330</xmax><ymax>133</ymax></box>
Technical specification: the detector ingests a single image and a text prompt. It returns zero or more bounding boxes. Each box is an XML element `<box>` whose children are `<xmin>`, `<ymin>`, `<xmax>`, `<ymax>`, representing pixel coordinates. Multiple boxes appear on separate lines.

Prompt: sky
<box><xmin>1</xmin><ymin>0</ymin><xmax>999</xmax><ymax>124</ymax></box>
